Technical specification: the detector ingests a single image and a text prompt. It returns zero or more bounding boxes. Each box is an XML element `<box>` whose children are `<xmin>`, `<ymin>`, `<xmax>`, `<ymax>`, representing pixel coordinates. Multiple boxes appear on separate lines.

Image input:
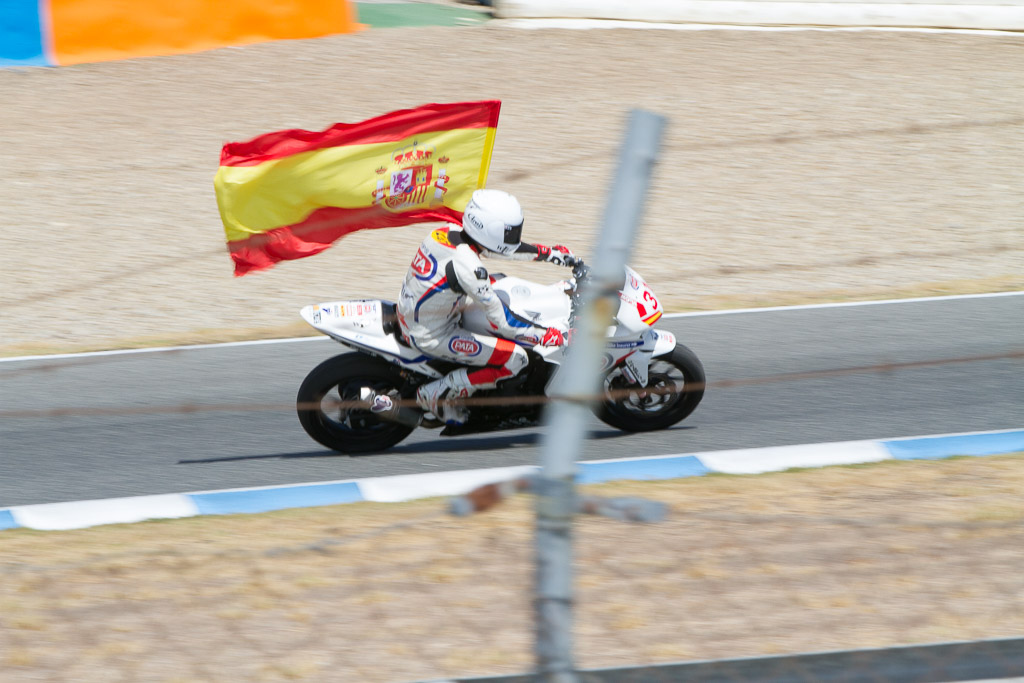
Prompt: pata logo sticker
<box><xmin>411</xmin><ymin>247</ymin><xmax>437</xmax><ymax>280</ymax></box>
<box><xmin>449</xmin><ymin>338</ymin><xmax>482</xmax><ymax>356</ymax></box>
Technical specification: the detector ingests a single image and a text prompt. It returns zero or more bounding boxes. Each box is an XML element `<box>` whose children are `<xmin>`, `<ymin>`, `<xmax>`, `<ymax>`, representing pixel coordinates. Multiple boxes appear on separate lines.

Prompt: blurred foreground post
<box><xmin>534</xmin><ymin>109</ymin><xmax>667</xmax><ymax>682</ymax></box>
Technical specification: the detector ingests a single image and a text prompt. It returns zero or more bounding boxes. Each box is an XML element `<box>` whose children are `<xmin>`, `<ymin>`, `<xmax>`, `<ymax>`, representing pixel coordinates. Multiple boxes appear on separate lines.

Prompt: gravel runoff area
<box><xmin>2</xmin><ymin>456</ymin><xmax>1024</xmax><ymax>682</ymax></box>
<box><xmin>1</xmin><ymin>25</ymin><xmax>1022</xmax><ymax>356</ymax></box>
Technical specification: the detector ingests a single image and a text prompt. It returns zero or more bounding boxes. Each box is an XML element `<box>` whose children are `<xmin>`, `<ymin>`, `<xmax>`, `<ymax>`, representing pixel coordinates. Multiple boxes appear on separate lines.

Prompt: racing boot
<box><xmin>416</xmin><ymin>369</ymin><xmax>473</xmax><ymax>426</ymax></box>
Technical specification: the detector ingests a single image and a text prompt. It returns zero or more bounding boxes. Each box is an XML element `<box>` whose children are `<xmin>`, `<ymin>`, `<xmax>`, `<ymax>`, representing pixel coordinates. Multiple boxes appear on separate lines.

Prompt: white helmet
<box><xmin>461</xmin><ymin>189</ymin><xmax>524</xmax><ymax>256</ymax></box>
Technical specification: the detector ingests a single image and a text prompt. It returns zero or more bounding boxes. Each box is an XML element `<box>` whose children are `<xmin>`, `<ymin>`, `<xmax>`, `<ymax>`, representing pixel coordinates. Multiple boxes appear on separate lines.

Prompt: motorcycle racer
<box><xmin>396</xmin><ymin>189</ymin><xmax>577</xmax><ymax>425</ymax></box>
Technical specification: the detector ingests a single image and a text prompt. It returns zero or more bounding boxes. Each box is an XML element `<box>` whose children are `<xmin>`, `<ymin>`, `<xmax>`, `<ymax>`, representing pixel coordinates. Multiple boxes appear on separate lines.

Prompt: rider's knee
<box><xmin>507</xmin><ymin>345</ymin><xmax>529</xmax><ymax>375</ymax></box>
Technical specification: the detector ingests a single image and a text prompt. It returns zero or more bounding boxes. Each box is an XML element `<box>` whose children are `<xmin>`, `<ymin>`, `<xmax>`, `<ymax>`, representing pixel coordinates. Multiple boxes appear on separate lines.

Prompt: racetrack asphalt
<box><xmin>1</xmin><ymin>293</ymin><xmax>1021</xmax><ymax>508</ymax></box>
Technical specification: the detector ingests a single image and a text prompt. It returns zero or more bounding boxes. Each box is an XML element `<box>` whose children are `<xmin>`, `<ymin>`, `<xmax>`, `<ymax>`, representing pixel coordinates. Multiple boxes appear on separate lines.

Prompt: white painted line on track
<box><xmin>883</xmin><ymin>426</ymin><xmax>1024</xmax><ymax>441</ymax></box>
<box><xmin>0</xmin><ymin>335</ymin><xmax>329</xmax><ymax>363</ymax></box>
<box><xmin>2</xmin><ymin>290</ymin><xmax>1020</xmax><ymax>363</ymax></box>
<box><xmin>500</xmin><ymin>18</ymin><xmax>1024</xmax><ymax>36</ymax></box>
<box><xmin>662</xmin><ymin>290</ymin><xmax>1024</xmax><ymax>318</ymax></box>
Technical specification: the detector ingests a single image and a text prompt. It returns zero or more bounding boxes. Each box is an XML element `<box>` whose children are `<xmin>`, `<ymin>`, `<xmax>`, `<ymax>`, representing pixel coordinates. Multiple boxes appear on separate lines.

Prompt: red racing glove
<box><xmin>540</xmin><ymin>327</ymin><xmax>566</xmax><ymax>347</ymax></box>
<box><xmin>534</xmin><ymin>244</ymin><xmax>577</xmax><ymax>267</ymax></box>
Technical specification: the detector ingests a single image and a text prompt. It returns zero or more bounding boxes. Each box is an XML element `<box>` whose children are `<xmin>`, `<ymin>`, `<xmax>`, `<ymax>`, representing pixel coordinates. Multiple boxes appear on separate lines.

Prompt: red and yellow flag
<box><xmin>215</xmin><ymin>100</ymin><xmax>501</xmax><ymax>276</ymax></box>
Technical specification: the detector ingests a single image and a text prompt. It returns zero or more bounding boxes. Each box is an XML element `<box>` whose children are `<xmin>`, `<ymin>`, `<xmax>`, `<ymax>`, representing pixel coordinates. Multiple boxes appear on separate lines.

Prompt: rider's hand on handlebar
<box><xmin>570</xmin><ymin>260</ymin><xmax>589</xmax><ymax>282</ymax></box>
<box><xmin>547</xmin><ymin>245</ymin><xmax>577</xmax><ymax>268</ymax></box>
<box><xmin>540</xmin><ymin>327</ymin><xmax>567</xmax><ymax>347</ymax></box>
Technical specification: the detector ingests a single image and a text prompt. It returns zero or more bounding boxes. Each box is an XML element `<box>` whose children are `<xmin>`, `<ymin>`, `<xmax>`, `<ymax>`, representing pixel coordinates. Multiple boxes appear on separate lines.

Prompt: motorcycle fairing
<box><xmin>300</xmin><ymin>270</ymin><xmax>676</xmax><ymax>387</ymax></box>
<box><xmin>598</xmin><ymin>327</ymin><xmax>653</xmax><ymax>387</ymax></box>
<box><xmin>299</xmin><ymin>300</ymin><xmax>444</xmax><ymax>378</ymax></box>
<box><xmin>461</xmin><ymin>275</ymin><xmax>572</xmax><ymax>336</ymax></box>
<box><xmin>474</xmin><ymin>268</ymin><xmax>664</xmax><ymax>339</ymax></box>
<box><xmin>651</xmin><ymin>329</ymin><xmax>676</xmax><ymax>356</ymax></box>
<box><xmin>470</xmin><ymin>271</ymin><xmax>677</xmax><ymax>391</ymax></box>
<box><xmin>616</xmin><ymin>266</ymin><xmax>664</xmax><ymax>332</ymax></box>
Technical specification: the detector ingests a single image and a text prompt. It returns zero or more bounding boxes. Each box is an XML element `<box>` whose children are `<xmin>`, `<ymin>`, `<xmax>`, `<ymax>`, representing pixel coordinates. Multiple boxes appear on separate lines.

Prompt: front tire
<box><xmin>296</xmin><ymin>353</ymin><xmax>415</xmax><ymax>454</ymax></box>
<box><xmin>595</xmin><ymin>343</ymin><xmax>705</xmax><ymax>432</ymax></box>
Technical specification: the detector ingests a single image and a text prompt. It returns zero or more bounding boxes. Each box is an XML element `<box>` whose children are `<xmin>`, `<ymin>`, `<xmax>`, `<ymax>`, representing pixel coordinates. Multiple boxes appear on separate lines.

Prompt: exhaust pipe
<box><xmin>360</xmin><ymin>389</ymin><xmax>423</xmax><ymax>428</ymax></box>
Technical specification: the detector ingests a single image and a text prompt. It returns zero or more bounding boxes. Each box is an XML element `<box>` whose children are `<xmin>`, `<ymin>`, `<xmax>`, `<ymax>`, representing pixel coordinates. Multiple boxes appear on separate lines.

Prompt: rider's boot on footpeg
<box><xmin>415</xmin><ymin>369</ymin><xmax>472</xmax><ymax>426</ymax></box>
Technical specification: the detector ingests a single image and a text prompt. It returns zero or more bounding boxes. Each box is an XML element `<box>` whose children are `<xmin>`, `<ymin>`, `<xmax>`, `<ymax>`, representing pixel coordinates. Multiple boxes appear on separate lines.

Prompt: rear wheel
<box><xmin>595</xmin><ymin>343</ymin><xmax>705</xmax><ymax>432</ymax></box>
<box><xmin>296</xmin><ymin>353</ymin><xmax>415</xmax><ymax>454</ymax></box>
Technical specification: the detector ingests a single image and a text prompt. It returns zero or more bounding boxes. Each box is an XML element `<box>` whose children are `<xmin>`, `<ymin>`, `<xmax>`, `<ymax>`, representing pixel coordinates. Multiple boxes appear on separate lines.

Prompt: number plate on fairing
<box><xmin>616</xmin><ymin>266</ymin><xmax>663</xmax><ymax>331</ymax></box>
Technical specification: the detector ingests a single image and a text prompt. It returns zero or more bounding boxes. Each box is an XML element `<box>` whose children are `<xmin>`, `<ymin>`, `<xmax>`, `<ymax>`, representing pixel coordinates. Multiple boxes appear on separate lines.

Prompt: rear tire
<box><xmin>297</xmin><ymin>353</ymin><xmax>415</xmax><ymax>454</ymax></box>
<box><xmin>595</xmin><ymin>343</ymin><xmax>705</xmax><ymax>432</ymax></box>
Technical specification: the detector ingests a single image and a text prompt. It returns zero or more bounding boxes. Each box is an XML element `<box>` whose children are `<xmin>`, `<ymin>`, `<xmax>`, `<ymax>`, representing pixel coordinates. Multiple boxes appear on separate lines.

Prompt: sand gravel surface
<box><xmin>1</xmin><ymin>26</ymin><xmax>1022</xmax><ymax>356</ymax></box>
<box><xmin>2</xmin><ymin>456</ymin><xmax>1024</xmax><ymax>682</ymax></box>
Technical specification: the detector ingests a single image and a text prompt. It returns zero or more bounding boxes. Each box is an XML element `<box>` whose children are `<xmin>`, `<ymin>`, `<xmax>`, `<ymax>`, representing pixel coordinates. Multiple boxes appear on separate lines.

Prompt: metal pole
<box><xmin>534</xmin><ymin>109</ymin><xmax>667</xmax><ymax>682</ymax></box>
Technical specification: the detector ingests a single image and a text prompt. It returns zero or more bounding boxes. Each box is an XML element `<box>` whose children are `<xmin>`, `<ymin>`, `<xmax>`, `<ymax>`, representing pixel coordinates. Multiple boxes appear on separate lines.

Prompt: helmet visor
<box><xmin>503</xmin><ymin>221</ymin><xmax>523</xmax><ymax>246</ymax></box>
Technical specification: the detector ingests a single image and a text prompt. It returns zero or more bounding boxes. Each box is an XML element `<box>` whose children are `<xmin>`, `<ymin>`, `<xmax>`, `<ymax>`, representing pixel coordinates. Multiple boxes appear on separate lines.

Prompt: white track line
<box><xmin>0</xmin><ymin>336</ymin><xmax>329</xmax><ymax>363</ymax></box>
<box><xmin>1</xmin><ymin>291</ymin><xmax>1020</xmax><ymax>363</ymax></box>
<box><xmin>500</xmin><ymin>18</ymin><xmax>1024</xmax><ymax>36</ymax></box>
<box><xmin>662</xmin><ymin>290</ymin><xmax>1024</xmax><ymax>318</ymax></box>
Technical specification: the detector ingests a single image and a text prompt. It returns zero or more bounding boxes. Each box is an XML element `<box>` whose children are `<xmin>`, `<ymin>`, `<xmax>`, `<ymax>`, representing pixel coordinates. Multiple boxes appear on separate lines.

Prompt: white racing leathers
<box><xmin>396</xmin><ymin>226</ymin><xmax>555</xmax><ymax>392</ymax></box>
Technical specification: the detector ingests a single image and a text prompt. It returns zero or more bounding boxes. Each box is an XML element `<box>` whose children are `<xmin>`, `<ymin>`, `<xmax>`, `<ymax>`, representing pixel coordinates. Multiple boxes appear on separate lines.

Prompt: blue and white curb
<box><xmin>2</xmin><ymin>428</ymin><xmax>1021</xmax><ymax>532</ymax></box>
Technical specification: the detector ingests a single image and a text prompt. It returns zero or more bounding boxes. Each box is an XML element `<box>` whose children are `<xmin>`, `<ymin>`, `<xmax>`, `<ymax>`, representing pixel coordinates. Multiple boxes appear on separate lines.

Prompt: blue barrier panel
<box><xmin>189</xmin><ymin>482</ymin><xmax>364</xmax><ymax>515</ymax></box>
<box><xmin>884</xmin><ymin>430</ymin><xmax>1024</xmax><ymax>461</ymax></box>
<box><xmin>577</xmin><ymin>455</ymin><xmax>710</xmax><ymax>484</ymax></box>
<box><xmin>0</xmin><ymin>0</ymin><xmax>49</xmax><ymax>67</ymax></box>
<box><xmin>0</xmin><ymin>509</ymin><xmax>19</xmax><ymax>530</ymax></box>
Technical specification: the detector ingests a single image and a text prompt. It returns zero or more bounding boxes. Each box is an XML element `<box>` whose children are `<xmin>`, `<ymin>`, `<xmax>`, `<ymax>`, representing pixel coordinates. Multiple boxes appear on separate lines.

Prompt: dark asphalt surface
<box><xmin>1</xmin><ymin>295</ymin><xmax>1021</xmax><ymax>507</ymax></box>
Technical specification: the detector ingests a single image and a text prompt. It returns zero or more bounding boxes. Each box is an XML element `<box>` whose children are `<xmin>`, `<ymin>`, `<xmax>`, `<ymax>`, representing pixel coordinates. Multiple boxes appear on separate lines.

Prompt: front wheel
<box><xmin>595</xmin><ymin>343</ymin><xmax>705</xmax><ymax>432</ymax></box>
<box><xmin>297</xmin><ymin>353</ymin><xmax>415</xmax><ymax>454</ymax></box>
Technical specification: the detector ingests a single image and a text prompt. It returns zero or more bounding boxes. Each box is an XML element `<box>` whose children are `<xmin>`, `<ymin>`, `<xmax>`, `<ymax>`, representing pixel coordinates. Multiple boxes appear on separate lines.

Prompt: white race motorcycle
<box><xmin>296</xmin><ymin>261</ymin><xmax>705</xmax><ymax>454</ymax></box>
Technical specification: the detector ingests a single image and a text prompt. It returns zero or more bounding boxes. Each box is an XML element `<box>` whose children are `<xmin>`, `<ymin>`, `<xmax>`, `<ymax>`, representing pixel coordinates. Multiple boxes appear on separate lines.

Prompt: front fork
<box><xmin>620</xmin><ymin>328</ymin><xmax>658</xmax><ymax>391</ymax></box>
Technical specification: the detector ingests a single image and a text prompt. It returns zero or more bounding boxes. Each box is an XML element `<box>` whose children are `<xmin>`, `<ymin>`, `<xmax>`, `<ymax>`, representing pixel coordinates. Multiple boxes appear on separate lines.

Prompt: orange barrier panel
<box><xmin>49</xmin><ymin>0</ymin><xmax>359</xmax><ymax>66</ymax></box>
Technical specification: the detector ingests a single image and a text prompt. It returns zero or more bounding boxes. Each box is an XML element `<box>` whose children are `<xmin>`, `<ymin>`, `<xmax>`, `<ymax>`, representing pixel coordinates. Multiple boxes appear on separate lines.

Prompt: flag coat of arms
<box><xmin>215</xmin><ymin>100</ymin><xmax>501</xmax><ymax>276</ymax></box>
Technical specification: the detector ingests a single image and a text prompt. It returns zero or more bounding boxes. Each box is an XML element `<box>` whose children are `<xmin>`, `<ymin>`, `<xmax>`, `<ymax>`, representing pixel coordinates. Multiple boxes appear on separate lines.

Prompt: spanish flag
<box><xmin>215</xmin><ymin>101</ymin><xmax>501</xmax><ymax>276</ymax></box>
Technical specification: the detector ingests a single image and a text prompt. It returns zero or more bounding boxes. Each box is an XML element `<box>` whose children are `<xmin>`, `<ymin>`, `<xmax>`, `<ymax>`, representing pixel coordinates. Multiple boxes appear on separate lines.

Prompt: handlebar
<box><xmin>570</xmin><ymin>258</ymin><xmax>591</xmax><ymax>283</ymax></box>
<box><xmin>567</xmin><ymin>259</ymin><xmax>591</xmax><ymax>328</ymax></box>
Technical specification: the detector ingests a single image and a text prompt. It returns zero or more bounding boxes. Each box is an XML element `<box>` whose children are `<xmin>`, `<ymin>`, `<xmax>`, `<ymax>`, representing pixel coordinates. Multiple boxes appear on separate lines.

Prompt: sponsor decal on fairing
<box><xmin>329</xmin><ymin>301</ymin><xmax>380</xmax><ymax>317</ymax></box>
<box><xmin>515</xmin><ymin>332</ymin><xmax>542</xmax><ymax>346</ymax></box>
